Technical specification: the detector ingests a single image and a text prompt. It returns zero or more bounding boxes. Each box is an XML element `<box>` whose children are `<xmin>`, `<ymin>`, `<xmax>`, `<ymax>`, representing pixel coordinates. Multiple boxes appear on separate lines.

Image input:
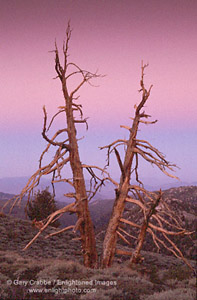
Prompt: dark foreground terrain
<box><xmin>0</xmin><ymin>211</ymin><xmax>196</xmax><ymax>300</ymax></box>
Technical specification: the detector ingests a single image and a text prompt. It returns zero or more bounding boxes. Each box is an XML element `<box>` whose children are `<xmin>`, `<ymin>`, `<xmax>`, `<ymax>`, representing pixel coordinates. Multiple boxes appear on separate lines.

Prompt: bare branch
<box><xmin>100</xmin><ymin>139</ymin><xmax>127</xmax><ymax>168</ymax></box>
<box><xmin>162</xmin><ymin>232</ymin><xmax>194</xmax><ymax>271</ymax></box>
<box><xmin>47</xmin><ymin>108</ymin><xmax>66</xmax><ymax>131</ymax></box>
<box><xmin>23</xmin><ymin>203</ymin><xmax>76</xmax><ymax>250</ymax></box>
<box><xmin>118</xmin><ymin>227</ymin><xmax>138</xmax><ymax>240</ymax></box>
<box><xmin>130</xmin><ymin>117</ymin><xmax>158</xmax><ymax>125</ymax></box>
<box><xmin>148</xmin><ymin>223</ymin><xmax>186</xmax><ymax>236</ymax></box>
<box><xmin>72</xmin><ymin>103</ymin><xmax>83</xmax><ymax>119</ymax></box>
<box><xmin>149</xmin><ymin>214</ymin><xmax>194</xmax><ymax>271</ymax></box>
<box><xmin>114</xmin><ymin>148</ymin><xmax>125</xmax><ymax>177</ymax></box>
<box><xmin>116</xmin><ymin>230</ymin><xmax>131</xmax><ymax>245</ymax></box>
<box><xmin>73</xmin><ymin>217</ymin><xmax>84</xmax><ymax>233</ymax></box>
<box><xmin>133</xmin><ymin>153</ymin><xmax>143</xmax><ymax>185</ymax></box>
<box><xmin>125</xmin><ymin>197</ymin><xmax>147</xmax><ymax>215</ymax></box>
<box><xmin>153</xmin><ymin>213</ymin><xmax>185</xmax><ymax>232</ymax></box>
<box><xmin>74</xmin><ymin>118</ymin><xmax>89</xmax><ymax>130</ymax></box>
<box><xmin>52</xmin><ymin>178</ymin><xmax>74</xmax><ymax>187</ymax></box>
<box><xmin>135</xmin><ymin>139</ymin><xmax>168</xmax><ymax>162</ymax></box>
<box><xmin>136</xmin><ymin>62</ymin><xmax>153</xmax><ymax>116</ymax></box>
<box><xmin>45</xmin><ymin>225</ymin><xmax>75</xmax><ymax>239</ymax></box>
<box><xmin>100</xmin><ymin>139</ymin><xmax>127</xmax><ymax>151</ymax></box>
<box><xmin>120</xmin><ymin>218</ymin><xmax>141</xmax><ymax>229</ymax></box>
<box><xmin>42</xmin><ymin>106</ymin><xmax>70</xmax><ymax>150</ymax></box>
<box><xmin>147</xmin><ymin>227</ymin><xmax>161</xmax><ymax>251</ymax></box>
<box><xmin>82</xmin><ymin>164</ymin><xmax>119</xmax><ymax>187</ymax></box>
<box><xmin>120</xmin><ymin>125</ymin><xmax>132</xmax><ymax>131</ymax></box>
<box><xmin>55</xmin><ymin>44</ymin><xmax>64</xmax><ymax>80</ymax></box>
<box><xmin>134</xmin><ymin>147</ymin><xmax>179</xmax><ymax>180</ymax></box>
<box><xmin>116</xmin><ymin>249</ymin><xmax>133</xmax><ymax>256</ymax></box>
<box><xmin>129</xmin><ymin>185</ymin><xmax>156</xmax><ymax>202</ymax></box>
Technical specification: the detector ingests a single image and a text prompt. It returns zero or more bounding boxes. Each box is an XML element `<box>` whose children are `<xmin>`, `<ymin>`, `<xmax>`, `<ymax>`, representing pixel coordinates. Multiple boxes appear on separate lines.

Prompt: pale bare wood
<box><xmin>147</xmin><ymin>228</ymin><xmax>161</xmax><ymax>251</ymax></box>
<box><xmin>152</xmin><ymin>214</ymin><xmax>186</xmax><ymax>232</ymax></box>
<box><xmin>101</xmin><ymin>63</ymin><xmax>191</xmax><ymax>268</ymax></box>
<box><xmin>52</xmin><ymin>178</ymin><xmax>74</xmax><ymax>187</ymax></box>
<box><xmin>120</xmin><ymin>125</ymin><xmax>131</xmax><ymax>131</ymax></box>
<box><xmin>4</xmin><ymin>41</ymin><xmax>192</xmax><ymax>271</ymax></box>
<box><xmin>116</xmin><ymin>230</ymin><xmax>131</xmax><ymax>245</ymax></box>
<box><xmin>73</xmin><ymin>217</ymin><xmax>84</xmax><ymax>233</ymax></box>
<box><xmin>138</xmin><ymin>213</ymin><xmax>194</xmax><ymax>271</ymax></box>
<box><xmin>116</xmin><ymin>248</ymin><xmax>132</xmax><ymax>256</ymax></box>
<box><xmin>131</xmin><ymin>191</ymin><xmax>162</xmax><ymax>263</ymax></box>
<box><xmin>82</xmin><ymin>164</ymin><xmax>119</xmax><ymax>187</ymax></box>
<box><xmin>45</xmin><ymin>225</ymin><xmax>75</xmax><ymax>239</ymax></box>
<box><xmin>134</xmin><ymin>147</ymin><xmax>179</xmax><ymax>180</ymax></box>
<box><xmin>148</xmin><ymin>223</ymin><xmax>186</xmax><ymax>235</ymax></box>
<box><xmin>32</xmin><ymin>219</ymin><xmax>44</xmax><ymax>230</ymax></box>
<box><xmin>72</xmin><ymin>237</ymin><xmax>82</xmax><ymax>241</ymax></box>
<box><xmin>7</xmin><ymin>23</ymin><xmax>104</xmax><ymax>268</ymax></box>
<box><xmin>163</xmin><ymin>232</ymin><xmax>193</xmax><ymax>270</ymax></box>
<box><xmin>100</xmin><ymin>139</ymin><xmax>128</xmax><ymax>150</ymax></box>
<box><xmin>130</xmin><ymin>117</ymin><xmax>158</xmax><ymax>125</ymax></box>
<box><xmin>120</xmin><ymin>218</ymin><xmax>141</xmax><ymax>228</ymax></box>
<box><xmin>125</xmin><ymin>197</ymin><xmax>147</xmax><ymax>213</ymax></box>
<box><xmin>23</xmin><ymin>203</ymin><xmax>75</xmax><ymax>250</ymax></box>
<box><xmin>118</xmin><ymin>227</ymin><xmax>138</xmax><ymax>240</ymax></box>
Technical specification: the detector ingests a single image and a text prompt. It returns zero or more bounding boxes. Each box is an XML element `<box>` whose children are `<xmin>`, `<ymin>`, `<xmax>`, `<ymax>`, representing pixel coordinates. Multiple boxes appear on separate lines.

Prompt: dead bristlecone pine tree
<box><xmin>101</xmin><ymin>63</ymin><xmax>194</xmax><ymax>271</ymax></box>
<box><xmin>3</xmin><ymin>26</ymin><xmax>193</xmax><ymax>272</ymax></box>
<box><xmin>4</xmin><ymin>23</ymin><xmax>112</xmax><ymax>268</ymax></box>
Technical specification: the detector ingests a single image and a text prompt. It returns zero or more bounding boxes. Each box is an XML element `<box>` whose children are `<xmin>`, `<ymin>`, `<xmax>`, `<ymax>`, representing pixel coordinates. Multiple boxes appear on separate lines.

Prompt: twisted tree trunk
<box><xmin>101</xmin><ymin>63</ymin><xmax>153</xmax><ymax>267</ymax></box>
<box><xmin>130</xmin><ymin>191</ymin><xmax>161</xmax><ymax>264</ymax></box>
<box><xmin>62</xmin><ymin>78</ymin><xmax>98</xmax><ymax>268</ymax></box>
<box><xmin>102</xmin><ymin>115</ymin><xmax>141</xmax><ymax>267</ymax></box>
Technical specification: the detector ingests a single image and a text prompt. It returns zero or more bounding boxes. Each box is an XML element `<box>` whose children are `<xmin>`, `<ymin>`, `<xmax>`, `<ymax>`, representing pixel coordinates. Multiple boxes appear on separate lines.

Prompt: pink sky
<box><xmin>0</xmin><ymin>0</ymin><xmax>196</xmax><ymax>185</ymax></box>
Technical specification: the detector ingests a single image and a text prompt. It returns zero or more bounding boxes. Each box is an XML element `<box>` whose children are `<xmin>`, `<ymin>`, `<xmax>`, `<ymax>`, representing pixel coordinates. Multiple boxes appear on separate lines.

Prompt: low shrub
<box><xmin>80</xmin><ymin>289</ymin><xmax>110</xmax><ymax>300</ymax></box>
<box><xmin>141</xmin><ymin>288</ymin><xmax>196</xmax><ymax>300</ymax></box>
<box><xmin>14</xmin><ymin>265</ymin><xmax>42</xmax><ymax>280</ymax></box>
<box><xmin>162</xmin><ymin>265</ymin><xmax>193</xmax><ymax>281</ymax></box>
<box><xmin>117</xmin><ymin>275</ymin><xmax>154</xmax><ymax>297</ymax></box>
<box><xmin>37</xmin><ymin>260</ymin><xmax>87</xmax><ymax>282</ymax></box>
<box><xmin>80</xmin><ymin>287</ymin><xmax>123</xmax><ymax>300</ymax></box>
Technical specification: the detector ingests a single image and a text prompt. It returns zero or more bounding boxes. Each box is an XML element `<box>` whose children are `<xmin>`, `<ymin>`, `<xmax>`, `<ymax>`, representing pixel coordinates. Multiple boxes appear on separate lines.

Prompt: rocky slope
<box><xmin>0</xmin><ymin>186</ymin><xmax>196</xmax><ymax>260</ymax></box>
<box><xmin>0</xmin><ymin>212</ymin><xmax>196</xmax><ymax>300</ymax></box>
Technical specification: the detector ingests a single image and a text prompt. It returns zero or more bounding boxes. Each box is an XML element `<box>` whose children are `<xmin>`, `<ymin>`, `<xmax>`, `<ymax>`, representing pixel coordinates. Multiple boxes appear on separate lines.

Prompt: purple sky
<box><xmin>0</xmin><ymin>0</ymin><xmax>196</xmax><ymax>186</ymax></box>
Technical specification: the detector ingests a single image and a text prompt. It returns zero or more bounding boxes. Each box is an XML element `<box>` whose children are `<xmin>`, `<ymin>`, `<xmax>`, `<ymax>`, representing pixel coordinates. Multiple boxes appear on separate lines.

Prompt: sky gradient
<box><xmin>0</xmin><ymin>0</ymin><xmax>196</xmax><ymax>186</ymax></box>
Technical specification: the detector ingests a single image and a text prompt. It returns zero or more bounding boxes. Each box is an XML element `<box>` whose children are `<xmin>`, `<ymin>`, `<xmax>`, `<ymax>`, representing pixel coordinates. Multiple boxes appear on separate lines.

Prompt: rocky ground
<box><xmin>0</xmin><ymin>213</ymin><xmax>196</xmax><ymax>300</ymax></box>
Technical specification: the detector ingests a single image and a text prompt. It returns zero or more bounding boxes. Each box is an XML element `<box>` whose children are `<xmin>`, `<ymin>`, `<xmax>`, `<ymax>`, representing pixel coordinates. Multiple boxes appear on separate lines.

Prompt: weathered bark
<box><xmin>102</xmin><ymin>180</ymin><xmax>128</xmax><ymax>267</ymax></box>
<box><xmin>6</xmin><ymin>23</ymin><xmax>99</xmax><ymax>268</ymax></box>
<box><xmin>102</xmin><ymin>127</ymin><xmax>139</xmax><ymax>266</ymax></box>
<box><xmin>3</xmin><ymin>33</ymin><xmax>193</xmax><ymax>271</ymax></box>
<box><xmin>102</xmin><ymin>64</ymin><xmax>151</xmax><ymax>268</ymax></box>
<box><xmin>61</xmin><ymin>76</ymin><xmax>98</xmax><ymax>267</ymax></box>
<box><xmin>49</xmin><ymin>24</ymin><xmax>100</xmax><ymax>268</ymax></box>
<box><xmin>131</xmin><ymin>191</ymin><xmax>162</xmax><ymax>264</ymax></box>
<box><xmin>101</xmin><ymin>63</ymin><xmax>182</xmax><ymax>268</ymax></box>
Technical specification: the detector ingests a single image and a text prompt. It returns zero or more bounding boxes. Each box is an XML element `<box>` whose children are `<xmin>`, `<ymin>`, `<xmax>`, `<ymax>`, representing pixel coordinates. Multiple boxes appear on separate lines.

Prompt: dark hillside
<box><xmin>0</xmin><ymin>213</ymin><xmax>196</xmax><ymax>300</ymax></box>
<box><xmin>95</xmin><ymin>186</ymin><xmax>197</xmax><ymax>260</ymax></box>
<box><xmin>0</xmin><ymin>186</ymin><xmax>196</xmax><ymax>259</ymax></box>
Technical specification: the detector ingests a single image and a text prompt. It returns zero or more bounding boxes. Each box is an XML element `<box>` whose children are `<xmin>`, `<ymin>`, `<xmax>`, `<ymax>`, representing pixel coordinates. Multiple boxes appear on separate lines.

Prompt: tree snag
<box><xmin>130</xmin><ymin>190</ymin><xmax>162</xmax><ymax>263</ymax></box>
<box><xmin>2</xmin><ymin>29</ymin><xmax>194</xmax><ymax>271</ymax></box>
<box><xmin>101</xmin><ymin>62</ymin><xmax>192</xmax><ymax>269</ymax></box>
<box><xmin>4</xmin><ymin>23</ymin><xmax>105</xmax><ymax>268</ymax></box>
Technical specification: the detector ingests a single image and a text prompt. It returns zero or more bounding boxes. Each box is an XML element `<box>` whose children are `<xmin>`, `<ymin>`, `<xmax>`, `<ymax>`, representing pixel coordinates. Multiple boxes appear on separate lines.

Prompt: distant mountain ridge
<box><xmin>1</xmin><ymin>185</ymin><xmax>196</xmax><ymax>225</ymax></box>
<box><xmin>0</xmin><ymin>176</ymin><xmax>196</xmax><ymax>201</ymax></box>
